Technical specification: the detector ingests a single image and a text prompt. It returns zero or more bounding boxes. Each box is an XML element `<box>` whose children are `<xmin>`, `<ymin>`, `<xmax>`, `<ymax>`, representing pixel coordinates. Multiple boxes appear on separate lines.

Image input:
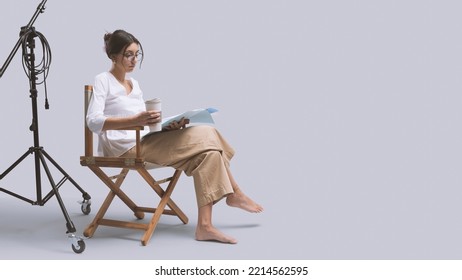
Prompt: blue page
<box><xmin>161</xmin><ymin>108</ymin><xmax>218</xmax><ymax>127</ymax></box>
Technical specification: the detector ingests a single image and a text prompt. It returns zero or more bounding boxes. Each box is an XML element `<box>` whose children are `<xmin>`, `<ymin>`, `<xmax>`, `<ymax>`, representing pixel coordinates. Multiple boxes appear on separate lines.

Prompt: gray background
<box><xmin>1</xmin><ymin>0</ymin><xmax>462</xmax><ymax>259</ymax></box>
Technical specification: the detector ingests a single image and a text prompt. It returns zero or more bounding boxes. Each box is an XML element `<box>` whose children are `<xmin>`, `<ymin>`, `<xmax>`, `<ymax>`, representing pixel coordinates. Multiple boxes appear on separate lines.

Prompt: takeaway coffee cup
<box><xmin>145</xmin><ymin>98</ymin><xmax>162</xmax><ymax>132</ymax></box>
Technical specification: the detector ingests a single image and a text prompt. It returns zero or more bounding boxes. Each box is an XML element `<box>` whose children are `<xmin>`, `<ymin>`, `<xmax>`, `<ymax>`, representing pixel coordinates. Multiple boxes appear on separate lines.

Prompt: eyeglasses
<box><xmin>123</xmin><ymin>52</ymin><xmax>143</xmax><ymax>61</ymax></box>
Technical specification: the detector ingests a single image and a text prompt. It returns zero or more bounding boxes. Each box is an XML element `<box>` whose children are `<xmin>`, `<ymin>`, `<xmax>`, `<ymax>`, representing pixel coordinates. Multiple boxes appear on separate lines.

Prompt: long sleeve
<box><xmin>86</xmin><ymin>75</ymin><xmax>109</xmax><ymax>134</ymax></box>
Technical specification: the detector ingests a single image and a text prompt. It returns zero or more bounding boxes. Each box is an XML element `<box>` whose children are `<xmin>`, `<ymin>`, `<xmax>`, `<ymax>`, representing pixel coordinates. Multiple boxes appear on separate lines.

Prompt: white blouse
<box><xmin>86</xmin><ymin>72</ymin><xmax>149</xmax><ymax>157</ymax></box>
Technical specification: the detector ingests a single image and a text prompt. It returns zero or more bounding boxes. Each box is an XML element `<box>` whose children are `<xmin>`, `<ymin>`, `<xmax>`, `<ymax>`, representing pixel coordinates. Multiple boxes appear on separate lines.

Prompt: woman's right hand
<box><xmin>102</xmin><ymin>110</ymin><xmax>161</xmax><ymax>131</ymax></box>
<box><xmin>133</xmin><ymin>110</ymin><xmax>161</xmax><ymax>126</ymax></box>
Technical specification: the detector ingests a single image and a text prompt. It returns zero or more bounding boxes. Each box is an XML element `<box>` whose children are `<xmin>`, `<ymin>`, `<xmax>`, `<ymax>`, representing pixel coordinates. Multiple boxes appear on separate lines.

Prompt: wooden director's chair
<box><xmin>80</xmin><ymin>85</ymin><xmax>188</xmax><ymax>246</ymax></box>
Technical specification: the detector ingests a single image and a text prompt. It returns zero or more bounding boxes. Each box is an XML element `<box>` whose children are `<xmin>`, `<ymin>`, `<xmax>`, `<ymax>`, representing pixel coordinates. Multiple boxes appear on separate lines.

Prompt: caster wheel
<box><xmin>72</xmin><ymin>240</ymin><xmax>86</xmax><ymax>254</ymax></box>
<box><xmin>81</xmin><ymin>203</ymin><xmax>91</xmax><ymax>215</ymax></box>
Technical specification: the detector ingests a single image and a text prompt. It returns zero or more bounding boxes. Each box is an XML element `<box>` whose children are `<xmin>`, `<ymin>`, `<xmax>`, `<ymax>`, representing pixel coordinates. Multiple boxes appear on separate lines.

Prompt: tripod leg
<box><xmin>36</xmin><ymin>150</ymin><xmax>86</xmax><ymax>253</ymax></box>
<box><xmin>0</xmin><ymin>149</ymin><xmax>33</xmax><ymax>180</ymax></box>
<box><xmin>40</xmin><ymin>149</ymin><xmax>91</xmax><ymax>215</ymax></box>
<box><xmin>40</xmin><ymin>149</ymin><xmax>91</xmax><ymax>201</ymax></box>
<box><xmin>0</xmin><ymin>149</ymin><xmax>36</xmax><ymax>204</ymax></box>
<box><xmin>37</xmin><ymin>151</ymin><xmax>76</xmax><ymax>234</ymax></box>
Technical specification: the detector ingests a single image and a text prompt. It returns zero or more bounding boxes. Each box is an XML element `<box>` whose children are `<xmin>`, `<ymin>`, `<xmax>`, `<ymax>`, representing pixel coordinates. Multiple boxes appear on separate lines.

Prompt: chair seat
<box><xmin>80</xmin><ymin>156</ymin><xmax>144</xmax><ymax>168</ymax></box>
<box><xmin>80</xmin><ymin>156</ymin><xmax>164</xmax><ymax>170</ymax></box>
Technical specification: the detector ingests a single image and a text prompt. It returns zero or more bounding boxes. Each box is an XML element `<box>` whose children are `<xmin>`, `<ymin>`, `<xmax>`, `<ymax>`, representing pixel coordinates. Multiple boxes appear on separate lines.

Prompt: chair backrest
<box><xmin>84</xmin><ymin>85</ymin><xmax>94</xmax><ymax>157</ymax></box>
<box><xmin>82</xmin><ymin>85</ymin><xmax>163</xmax><ymax>170</ymax></box>
<box><xmin>83</xmin><ymin>84</ymin><xmax>147</xmax><ymax>163</ymax></box>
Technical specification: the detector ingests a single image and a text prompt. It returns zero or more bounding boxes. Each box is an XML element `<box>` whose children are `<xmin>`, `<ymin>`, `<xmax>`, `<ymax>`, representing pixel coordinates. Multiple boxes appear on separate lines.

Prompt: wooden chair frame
<box><xmin>80</xmin><ymin>85</ymin><xmax>188</xmax><ymax>246</ymax></box>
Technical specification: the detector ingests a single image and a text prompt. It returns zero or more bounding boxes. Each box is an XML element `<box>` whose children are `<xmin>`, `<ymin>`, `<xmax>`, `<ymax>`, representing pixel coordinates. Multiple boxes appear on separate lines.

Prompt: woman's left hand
<box><xmin>163</xmin><ymin>117</ymin><xmax>190</xmax><ymax>131</ymax></box>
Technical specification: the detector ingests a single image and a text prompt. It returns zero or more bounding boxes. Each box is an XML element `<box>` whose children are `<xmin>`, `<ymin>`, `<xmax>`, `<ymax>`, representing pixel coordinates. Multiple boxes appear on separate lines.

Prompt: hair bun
<box><xmin>104</xmin><ymin>32</ymin><xmax>112</xmax><ymax>43</ymax></box>
<box><xmin>103</xmin><ymin>32</ymin><xmax>112</xmax><ymax>56</ymax></box>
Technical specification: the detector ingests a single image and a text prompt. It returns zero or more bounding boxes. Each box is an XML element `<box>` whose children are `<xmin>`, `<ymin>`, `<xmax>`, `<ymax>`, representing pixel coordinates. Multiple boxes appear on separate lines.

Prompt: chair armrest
<box><xmin>117</xmin><ymin>126</ymin><xmax>145</xmax><ymax>131</ymax></box>
<box><xmin>107</xmin><ymin>126</ymin><xmax>145</xmax><ymax>158</ymax></box>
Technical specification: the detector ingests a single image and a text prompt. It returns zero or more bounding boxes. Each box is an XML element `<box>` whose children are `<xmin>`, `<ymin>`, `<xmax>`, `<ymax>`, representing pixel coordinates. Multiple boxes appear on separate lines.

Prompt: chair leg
<box><xmin>84</xmin><ymin>167</ymin><xmax>145</xmax><ymax>238</ymax></box>
<box><xmin>140</xmin><ymin>179</ymin><xmax>177</xmax><ymax>246</ymax></box>
<box><xmin>83</xmin><ymin>166</ymin><xmax>189</xmax><ymax>246</ymax></box>
<box><xmin>137</xmin><ymin>168</ymin><xmax>189</xmax><ymax>224</ymax></box>
<box><xmin>83</xmin><ymin>187</ymin><xmax>116</xmax><ymax>238</ymax></box>
<box><xmin>89</xmin><ymin>167</ymin><xmax>144</xmax><ymax>218</ymax></box>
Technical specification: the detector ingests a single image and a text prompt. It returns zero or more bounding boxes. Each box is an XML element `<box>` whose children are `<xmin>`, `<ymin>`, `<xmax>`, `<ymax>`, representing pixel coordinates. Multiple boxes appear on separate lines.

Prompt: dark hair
<box><xmin>104</xmin><ymin>29</ymin><xmax>144</xmax><ymax>65</ymax></box>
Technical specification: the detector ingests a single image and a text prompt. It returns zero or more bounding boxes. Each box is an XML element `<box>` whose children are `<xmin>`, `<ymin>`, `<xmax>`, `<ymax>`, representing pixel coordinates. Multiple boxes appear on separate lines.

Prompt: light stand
<box><xmin>0</xmin><ymin>0</ymin><xmax>91</xmax><ymax>254</ymax></box>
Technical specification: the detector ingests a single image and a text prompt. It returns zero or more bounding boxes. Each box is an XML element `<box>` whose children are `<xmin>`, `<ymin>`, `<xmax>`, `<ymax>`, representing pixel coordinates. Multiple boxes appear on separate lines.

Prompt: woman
<box><xmin>87</xmin><ymin>29</ymin><xmax>263</xmax><ymax>244</ymax></box>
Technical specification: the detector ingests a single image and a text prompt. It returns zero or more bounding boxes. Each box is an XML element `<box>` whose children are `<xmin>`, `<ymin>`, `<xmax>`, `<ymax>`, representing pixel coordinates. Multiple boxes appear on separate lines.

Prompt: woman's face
<box><xmin>113</xmin><ymin>42</ymin><xmax>141</xmax><ymax>73</ymax></box>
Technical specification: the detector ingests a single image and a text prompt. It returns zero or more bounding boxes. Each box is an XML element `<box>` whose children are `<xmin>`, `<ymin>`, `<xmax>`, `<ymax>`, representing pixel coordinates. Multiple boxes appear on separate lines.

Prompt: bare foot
<box><xmin>226</xmin><ymin>191</ymin><xmax>264</xmax><ymax>213</ymax></box>
<box><xmin>196</xmin><ymin>225</ymin><xmax>237</xmax><ymax>244</ymax></box>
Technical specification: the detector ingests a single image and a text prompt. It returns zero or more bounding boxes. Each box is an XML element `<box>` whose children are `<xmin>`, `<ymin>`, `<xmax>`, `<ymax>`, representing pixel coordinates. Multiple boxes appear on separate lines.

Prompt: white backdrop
<box><xmin>1</xmin><ymin>0</ymin><xmax>462</xmax><ymax>259</ymax></box>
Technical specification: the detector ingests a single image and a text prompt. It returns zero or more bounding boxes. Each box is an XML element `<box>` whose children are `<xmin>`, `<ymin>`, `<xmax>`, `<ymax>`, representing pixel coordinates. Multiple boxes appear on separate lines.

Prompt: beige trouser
<box><xmin>123</xmin><ymin>126</ymin><xmax>235</xmax><ymax>207</ymax></box>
